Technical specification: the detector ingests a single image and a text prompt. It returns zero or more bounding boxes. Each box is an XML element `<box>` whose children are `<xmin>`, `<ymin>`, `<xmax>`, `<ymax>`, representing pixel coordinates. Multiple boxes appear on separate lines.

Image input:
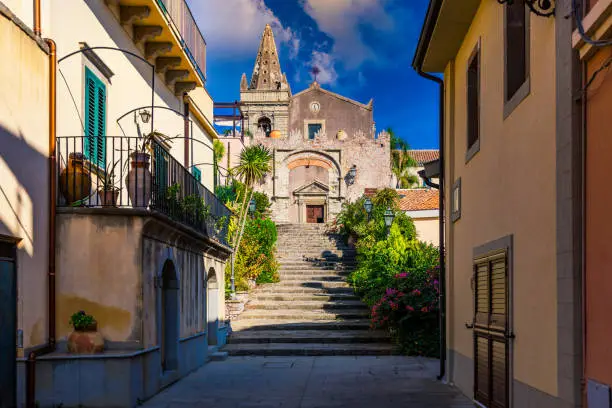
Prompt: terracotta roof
<box><xmin>362</xmin><ymin>188</ymin><xmax>439</xmax><ymax>212</ymax></box>
<box><xmin>397</xmin><ymin>189</ymin><xmax>439</xmax><ymax>212</ymax></box>
<box><xmin>403</xmin><ymin>150</ymin><xmax>440</xmax><ymax>165</ymax></box>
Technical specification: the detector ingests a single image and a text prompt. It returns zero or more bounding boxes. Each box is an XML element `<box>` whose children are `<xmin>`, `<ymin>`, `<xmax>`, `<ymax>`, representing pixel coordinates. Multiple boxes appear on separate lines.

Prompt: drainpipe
<box><xmin>580</xmin><ymin>58</ymin><xmax>587</xmax><ymax>403</ymax></box>
<box><xmin>184</xmin><ymin>95</ymin><xmax>190</xmax><ymax>169</ymax></box>
<box><xmin>33</xmin><ymin>0</ymin><xmax>41</xmax><ymax>36</ymax></box>
<box><xmin>415</xmin><ymin>68</ymin><xmax>445</xmax><ymax>381</ymax></box>
<box><xmin>26</xmin><ymin>37</ymin><xmax>57</xmax><ymax>408</ymax></box>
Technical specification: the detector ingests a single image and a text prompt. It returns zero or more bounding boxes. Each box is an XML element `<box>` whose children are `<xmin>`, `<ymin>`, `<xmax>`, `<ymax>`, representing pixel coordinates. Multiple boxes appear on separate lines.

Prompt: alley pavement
<box><xmin>142</xmin><ymin>356</ymin><xmax>473</xmax><ymax>408</ymax></box>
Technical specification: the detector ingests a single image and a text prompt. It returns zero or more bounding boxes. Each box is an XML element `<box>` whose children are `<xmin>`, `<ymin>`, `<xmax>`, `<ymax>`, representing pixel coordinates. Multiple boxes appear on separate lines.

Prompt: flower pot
<box><xmin>59</xmin><ymin>152</ymin><xmax>92</xmax><ymax>204</ymax></box>
<box><xmin>67</xmin><ymin>322</ymin><xmax>104</xmax><ymax>354</ymax></box>
<box><xmin>98</xmin><ymin>188</ymin><xmax>120</xmax><ymax>207</ymax></box>
<box><xmin>269</xmin><ymin>130</ymin><xmax>282</xmax><ymax>139</ymax></box>
<box><xmin>126</xmin><ymin>152</ymin><xmax>152</xmax><ymax>207</ymax></box>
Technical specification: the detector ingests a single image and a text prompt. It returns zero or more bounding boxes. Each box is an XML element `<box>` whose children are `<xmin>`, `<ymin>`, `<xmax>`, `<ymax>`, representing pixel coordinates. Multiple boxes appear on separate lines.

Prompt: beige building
<box><xmin>237</xmin><ymin>25</ymin><xmax>392</xmax><ymax>224</ymax></box>
<box><xmin>0</xmin><ymin>0</ymin><xmax>232</xmax><ymax>406</ymax></box>
<box><xmin>414</xmin><ymin>1</ymin><xmax>582</xmax><ymax>408</ymax></box>
<box><xmin>397</xmin><ymin>189</ymin><xmax>439</xmax><ymax>246</ymax></box>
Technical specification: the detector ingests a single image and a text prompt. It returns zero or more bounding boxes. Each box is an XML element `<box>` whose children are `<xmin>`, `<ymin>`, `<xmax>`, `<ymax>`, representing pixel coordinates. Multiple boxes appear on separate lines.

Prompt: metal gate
<box><xmin>0</xmin><ymin>241</ymin><xmax>16</xmax><ymax>408</ymax></box>
<box><xmin>473</xmin><ymin>251</ymin><xmax>511</xmax><ymax>408</ymax></box>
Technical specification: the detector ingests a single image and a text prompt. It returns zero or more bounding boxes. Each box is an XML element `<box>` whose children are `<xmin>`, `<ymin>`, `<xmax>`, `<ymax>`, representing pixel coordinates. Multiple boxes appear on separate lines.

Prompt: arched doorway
<box><xmin>257</xmin><ymin>116</ymin><xmax>272</xmax><ymax>137</ymax></box>
<box><xmin>161</xmin><ymin>260</ymin><xmax>179</xmax><ymax>372</ymax></box>
<box><xmin>207</xmin><ymin>267</ymin><xmax>220</xmax><ymax>345</ymax></box>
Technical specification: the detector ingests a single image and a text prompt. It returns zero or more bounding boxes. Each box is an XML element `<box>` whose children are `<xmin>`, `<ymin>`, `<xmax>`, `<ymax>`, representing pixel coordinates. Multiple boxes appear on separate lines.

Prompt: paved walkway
<box><xmin>143</xmin><ymin>356</ymin><xmax>473</xmax><ymax>408</ymax></box>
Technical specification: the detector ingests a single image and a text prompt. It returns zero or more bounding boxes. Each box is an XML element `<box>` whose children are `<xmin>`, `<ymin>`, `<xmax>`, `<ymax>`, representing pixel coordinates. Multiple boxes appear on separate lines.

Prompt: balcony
<box><xmin>55</xmin><ymin>136</ymin><xmax>231</xmax><ymax>247</ymax></box>
<box><xmin>104</xmin><ymin>0</ymin><xmax>206</xmax><ymax>95</ymax></box>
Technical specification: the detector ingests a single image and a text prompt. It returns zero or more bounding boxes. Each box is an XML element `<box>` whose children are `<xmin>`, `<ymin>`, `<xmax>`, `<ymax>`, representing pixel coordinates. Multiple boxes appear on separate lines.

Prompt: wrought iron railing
<box><xmin>156</xmin><ymin>0</ymin><xmax>207</xmax><ymax>82</ymax></box>
<box><xmin>56</xmin><ymin>136</ymin><xmax>231</xmax><ymax>247</ymax></box>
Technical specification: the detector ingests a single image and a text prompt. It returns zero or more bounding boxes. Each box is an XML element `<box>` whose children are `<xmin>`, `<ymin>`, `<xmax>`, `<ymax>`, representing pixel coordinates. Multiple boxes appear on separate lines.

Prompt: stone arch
<box><xmin>206</xmin><ymin>267</ymin><xmax>220</xmax><ymax>345</ymax></box>
<box><xmin>257</xmin><ymin>116</ymin><xmax>272</xmax><ymax>137</ymax></box>
<box><xmin>160</xmin><ymin>259</ymin><xmax>179</xmax><ymax>372</ymax></box>
<box><xmin>282</xmin><ymin>150</ymin><xmax>342</xmax><ymax>223</ymax></box>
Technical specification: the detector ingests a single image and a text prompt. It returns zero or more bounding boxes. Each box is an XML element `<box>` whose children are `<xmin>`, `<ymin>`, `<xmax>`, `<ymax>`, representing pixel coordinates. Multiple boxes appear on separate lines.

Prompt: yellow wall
<box><xmin>412</xmin><ymin>217</ymin><xmax>439</xmax><ymax>246</ymax></box>
<box><xmin>445</xmin><ymin>0</ymin><xmax>558</xmax><ymax>396</ymax></box>
<box><xmin>0</xmin><ymin>12</ymin><xmax>50</xmax><ymax>351</ymax></box>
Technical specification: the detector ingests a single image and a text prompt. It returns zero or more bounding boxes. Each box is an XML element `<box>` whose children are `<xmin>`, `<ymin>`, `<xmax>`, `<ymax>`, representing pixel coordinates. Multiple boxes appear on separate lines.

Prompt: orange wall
<box><xmin>585</xmin><ymin>45</ymin><xmax>612</xmax><ymax>387</ymax></box>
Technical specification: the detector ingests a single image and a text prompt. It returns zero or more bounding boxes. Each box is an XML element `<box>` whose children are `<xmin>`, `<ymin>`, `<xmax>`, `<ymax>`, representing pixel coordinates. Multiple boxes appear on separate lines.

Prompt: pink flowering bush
<box><xmin>370</xmin><ymin>267</ymin><xmax>440</xmax><ymax>357</ymax></box>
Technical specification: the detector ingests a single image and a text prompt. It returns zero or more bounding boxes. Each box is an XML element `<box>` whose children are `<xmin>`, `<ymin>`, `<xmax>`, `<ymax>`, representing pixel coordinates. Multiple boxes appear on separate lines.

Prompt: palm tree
<box><xmin>231</xmin><ymin>144</ymin><xmax>272</xmax><ymax>267</ymax></box>
<box><xmin>213</xmin><ymin>140</ymin><xmax>225</xmax><ymax>186</ymax></box>
<box><xmin>387</xmin><ymin>127</ymin><xmax>418</xmax><ymax>188</ymax></box>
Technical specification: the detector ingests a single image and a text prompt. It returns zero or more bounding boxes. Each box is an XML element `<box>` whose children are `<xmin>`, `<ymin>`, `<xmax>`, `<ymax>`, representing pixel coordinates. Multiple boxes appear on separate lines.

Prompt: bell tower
<box><xmin>240</xmin><ymin>24</ymin><xmax>291</xmax><ymax>140</ymax></box>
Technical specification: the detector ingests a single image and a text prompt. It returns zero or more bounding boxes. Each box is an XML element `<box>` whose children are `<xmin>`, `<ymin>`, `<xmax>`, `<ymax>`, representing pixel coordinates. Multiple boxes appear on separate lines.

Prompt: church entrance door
<box><xmin>306</xmin><ymin>205</ymin><xmax>325</xmax><ymax>223</ymax></box>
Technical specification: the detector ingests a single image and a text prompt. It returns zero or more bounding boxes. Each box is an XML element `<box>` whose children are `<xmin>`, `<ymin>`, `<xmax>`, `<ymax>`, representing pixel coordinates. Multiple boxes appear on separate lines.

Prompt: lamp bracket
<box><xmin>497</xmin><ymin>0</ymin><xmax>555</xmax><ymax>17</ymax></box>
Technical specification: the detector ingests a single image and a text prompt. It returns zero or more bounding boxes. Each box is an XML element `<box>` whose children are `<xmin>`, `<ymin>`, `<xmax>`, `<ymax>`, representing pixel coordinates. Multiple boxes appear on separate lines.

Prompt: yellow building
<box><xmin>413</xmin><ymin>1</ymin><xmax>582</xmax><ymax>407</ymax></box>
<box><xmin>0</xmin><ymin>1</ymin><xmax>232</xmax><ymax>406</ymax></box>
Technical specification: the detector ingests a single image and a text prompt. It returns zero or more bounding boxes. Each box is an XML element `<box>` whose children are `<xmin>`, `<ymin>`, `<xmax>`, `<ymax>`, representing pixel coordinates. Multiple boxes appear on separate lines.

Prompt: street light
<box><xmin>139</xmin><ymin>109</ymin><xmax>151</xmax><ymax>124</ymax></box>
<box><xmin>249</xmin><ymin>198</ymin><xmax>256</xmax><ymax>215</ymax></box>
<box><xmin>364</xmin><ymin>197</ymin><xmax>373</xmax><ymax>221</ymax></box>
<box><xmin>346</xmin><ymin>165</ymin><xmax>357</xmax><ymax>185</ymax></box>
<box><xmin>384</xmin><ymin>207</ymin><xmax>395</xmax><ymax>236</ymax></box>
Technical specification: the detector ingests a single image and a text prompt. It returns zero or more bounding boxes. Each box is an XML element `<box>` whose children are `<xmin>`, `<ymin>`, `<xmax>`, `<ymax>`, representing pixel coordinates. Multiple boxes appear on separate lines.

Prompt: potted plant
<box><xmin>59</xmin><ymin>152</ymin><xmax>92</xmax><ymax>205</ymax></box>
<box><xmin>126</xmin><ymin>132</ymin><xmax>159</xmax><ymax>207</ymax></box>
<box><xmin>98</xmin><ymin>160</ymin><xmax>120</xmax><ymax>206</ymax></box>
<box><xmin>67</xmin><ymin>310</ymin><xmax>104</xmax><ymax>354</ymax></box>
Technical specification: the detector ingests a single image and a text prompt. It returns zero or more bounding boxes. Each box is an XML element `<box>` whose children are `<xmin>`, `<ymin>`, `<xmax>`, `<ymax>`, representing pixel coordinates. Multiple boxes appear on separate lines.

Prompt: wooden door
<box><xmin>473</xmin><ymin>251</ymin><xmax>510</xmax><ymax>408</ymax></box>
<box><xmin>0</xmin><ymin>242</ymin><xmax>16</xmax><ymax>408</ymax></box>
<box><xmin>306</xmin><ymin>205</ymin><xmax>324</xmax><ymax>223</ymax></box>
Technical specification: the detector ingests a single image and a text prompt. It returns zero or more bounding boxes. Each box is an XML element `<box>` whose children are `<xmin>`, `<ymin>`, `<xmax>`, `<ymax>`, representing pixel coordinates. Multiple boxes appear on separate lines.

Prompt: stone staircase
<box><xmin>223</xmin><ymin>223</ymin><xmax>396</xmax><ymax>356</ymax></box>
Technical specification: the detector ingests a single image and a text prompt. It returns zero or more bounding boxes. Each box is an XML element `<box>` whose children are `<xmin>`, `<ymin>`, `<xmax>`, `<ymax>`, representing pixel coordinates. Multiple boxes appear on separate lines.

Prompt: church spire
<box><xmin>249</xmin><ymin>24</ymin><xmax>284</xmax><ymax>90</ymax></box>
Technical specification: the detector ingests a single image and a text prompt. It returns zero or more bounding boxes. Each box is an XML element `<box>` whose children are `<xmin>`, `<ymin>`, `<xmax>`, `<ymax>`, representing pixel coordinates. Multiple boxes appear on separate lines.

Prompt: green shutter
<box><xmin>192</xmin><ymin>167</ymin><xmax>202</xmax><ymax>183</ymax></box>
<box><xmin>84</xmin><ymin>67</ymin><xmax>106</xmax><ymax>169</ymax></box>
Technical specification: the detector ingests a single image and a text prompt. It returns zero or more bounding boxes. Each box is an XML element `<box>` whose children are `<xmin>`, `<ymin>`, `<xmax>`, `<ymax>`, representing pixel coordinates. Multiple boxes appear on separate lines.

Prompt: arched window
<box><xmin>257</xmin><ymin>117</ymin><xmax>272</xmax><ymax>137</ymax></box>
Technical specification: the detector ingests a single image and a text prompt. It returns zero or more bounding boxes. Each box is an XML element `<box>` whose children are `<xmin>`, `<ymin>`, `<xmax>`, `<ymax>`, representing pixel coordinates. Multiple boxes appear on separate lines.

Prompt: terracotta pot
<box><xmin>67</xmin><ymin>322</ymin><xmax>104</xmax><ymax>354</ymax></box>
<box><xmin>269</xmin><ymin>130</ymin><xmax>282</xmax><ymax>139</ymax></box>
<box><xmin>126</xmin><ymin>152</ymin><xmax>152</xmax><ymax>207</ymax></box>
<box><xmin>59</xmin><ymin>152</ymin><xmax>92</xmax><ymax>204</ymax></box>
<box><xmin>336</xmin><ymin>130</ymin><xmax>348</xmax><ymax>141</ymax></box>
<box><xmin>98</xmin><ymin>188</ymin><xmax>120</xmax><ymax>207</ymax></box>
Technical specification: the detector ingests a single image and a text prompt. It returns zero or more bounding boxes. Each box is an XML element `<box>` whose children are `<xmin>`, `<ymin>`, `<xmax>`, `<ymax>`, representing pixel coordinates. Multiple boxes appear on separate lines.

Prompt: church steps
<box><xmin>224</xmin><ymin>224</ymin><xmax>391</xmax><ymax>357</ymax></box>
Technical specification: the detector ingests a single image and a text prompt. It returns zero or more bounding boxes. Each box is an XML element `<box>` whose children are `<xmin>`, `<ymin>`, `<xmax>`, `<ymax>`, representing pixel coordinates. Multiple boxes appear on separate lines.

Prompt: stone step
<box><xmin>251</xmin><ymin>293</ymin><xmax>360</xmax><ymax>302</ymax></box>
<box><xmin>277</xmin><ymin>276</ymin><xmax>347</xmax><ymax>283</ymax></box>
<box><xmin>254</xmin><ymin>286</ymin><xmax>355</xmax><ymax>295</ymax></box>
<box><xmin>227</xmin><ymin>330</ymin><xmax>388</xmax><ymax>344</ymax></box>
<box><xmin>265</xmin><ymin>281</ymin><xmax>351</xmax><ymax>289</ymax></box>
<box><xmin>246</xmin><ymin>300</ymin><xmax>367</xmax><ymax>310</ymax></box>
<box><xmin>229</xmin><ymin>319</ymin><xmax>372</xmax><ymax>331</ymax></box>
<box><xmin>223</xmin><ymin>343</ymin><xmax>397</xmax><ymax>356</ymax></box>
<box><xmin>278</xmin><ymin>268</ymin><xmax>352</xmax><ymax>274</ymax></box>
<box><xmin>236</xmin><ymin>309</ymin><xmax>369</xmax><ymax>320</ymax></box>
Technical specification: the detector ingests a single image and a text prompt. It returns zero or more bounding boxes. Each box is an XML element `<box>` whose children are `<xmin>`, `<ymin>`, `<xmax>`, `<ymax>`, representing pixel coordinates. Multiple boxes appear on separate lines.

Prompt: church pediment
<box><xmin>293</xmin><ymin>180</ymin><xmax>330</xmax><ymax>196</ymax></box>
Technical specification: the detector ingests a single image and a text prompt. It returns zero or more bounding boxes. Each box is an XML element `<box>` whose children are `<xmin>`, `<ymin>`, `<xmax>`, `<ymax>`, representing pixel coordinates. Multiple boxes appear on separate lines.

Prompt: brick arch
<box><xmin>283</xmin><ymin>150</ymin><xmax>341</xmax><ymax>178</ymax></box>
<box><xmin>287</xmin><ymin>158</ymin><xmax>332</xmax><ymax>171</ymax></box>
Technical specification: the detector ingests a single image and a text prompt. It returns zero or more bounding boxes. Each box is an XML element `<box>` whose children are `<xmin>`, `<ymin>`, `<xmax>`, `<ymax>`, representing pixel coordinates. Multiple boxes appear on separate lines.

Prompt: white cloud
<box><xmin>310</xmin><ymin>51</ymin><xmax>338</xmax><ymax>85</ymax></box>
<box><xmin>187</xmin><ymin>0</ymin><xmax>299</xmax><ymax>60</ymax></box>
<box><xmin>300</xmin><ymin>0</ymin><xmax>395</xmax><ymax>68</ymax></box>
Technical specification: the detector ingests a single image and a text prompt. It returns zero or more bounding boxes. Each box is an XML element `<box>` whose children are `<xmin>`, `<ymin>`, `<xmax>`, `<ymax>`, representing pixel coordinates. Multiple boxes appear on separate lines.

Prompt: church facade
<box><xmin>240</xmin><ymin>25</ymin><xmax>392</xmax><ymax>224</ymax></box>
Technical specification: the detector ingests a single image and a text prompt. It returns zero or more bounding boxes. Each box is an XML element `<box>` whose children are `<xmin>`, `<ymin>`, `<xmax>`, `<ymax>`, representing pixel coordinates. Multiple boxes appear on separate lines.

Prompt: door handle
<box><xmin>465</xmin><ymin>322</ymin><xmax>474</xmax><ymax>329</ymax></box>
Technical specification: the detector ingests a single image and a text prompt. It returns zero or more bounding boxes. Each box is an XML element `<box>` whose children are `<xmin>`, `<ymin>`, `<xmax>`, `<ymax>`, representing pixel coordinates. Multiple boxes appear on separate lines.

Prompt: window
<box><xmin>466</xmin><ymin>43</ymin><xmax>480</xmax><ymax>162</ymax></box>
<box><xmin>451</xmin><ymin>178</ymin><xmax>461</xmax><ymax>222</ymax></box>
<box><xmin>505</xmin><ymin>2</ymin><xmax>529</xmax><ymax>109</ymax></box>
<box><xmin>84</xmin><ymin>67</ymin><xmax>106</xmax><ymax>169</ymax></box>
<box><xmin>308</xmin><ymin>123</ymin><xmax>322</xmax><ymax>140</ymax></box>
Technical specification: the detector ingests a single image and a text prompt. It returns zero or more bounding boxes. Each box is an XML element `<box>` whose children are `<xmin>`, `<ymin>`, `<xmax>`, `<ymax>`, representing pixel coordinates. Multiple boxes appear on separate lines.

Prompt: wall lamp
<box><xmin>346</xmin><ymin>165</ymin><xmax>357</xmax><ymax>186</ymax></box>
<box><xmin>139</xmin><ymin>109</ymin><xmax>152</xmax><ymax>124</ymax></box>
<box><xmin>497</xmin><ymin>0</ymin><xmax>555</xmax><ymax>17</ymax></box>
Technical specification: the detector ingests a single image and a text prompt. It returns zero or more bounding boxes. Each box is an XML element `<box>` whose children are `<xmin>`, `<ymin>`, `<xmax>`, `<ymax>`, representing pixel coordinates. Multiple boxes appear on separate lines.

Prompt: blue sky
<box><xmin>187</xmin><ymin>0</ymin><xmax>439</xmax><ymax>149</ymax></box>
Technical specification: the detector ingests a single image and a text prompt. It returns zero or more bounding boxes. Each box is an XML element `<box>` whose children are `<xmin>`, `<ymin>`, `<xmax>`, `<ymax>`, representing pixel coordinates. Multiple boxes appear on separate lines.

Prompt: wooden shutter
<box><xmin>473</xmin><ymin>251</ymin><xmax>510</xmax><ymax>408</ymax></box>
<box><xmin>84</xmin><ymin>67</ymin><xmax>106</xmax><ymax>169</ymax></box>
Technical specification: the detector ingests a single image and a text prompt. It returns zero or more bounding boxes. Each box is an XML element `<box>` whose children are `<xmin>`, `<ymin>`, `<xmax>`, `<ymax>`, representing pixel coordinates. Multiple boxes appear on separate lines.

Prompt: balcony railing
<box><xmin>56</xmin><ymin>136</ymin><xmax>231</xmax><ymax>247</ymax></box>
<box><xmin>156</xmin><ymin>0</ymin><xmax>206</xmax><ymax>82</ymax></box>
